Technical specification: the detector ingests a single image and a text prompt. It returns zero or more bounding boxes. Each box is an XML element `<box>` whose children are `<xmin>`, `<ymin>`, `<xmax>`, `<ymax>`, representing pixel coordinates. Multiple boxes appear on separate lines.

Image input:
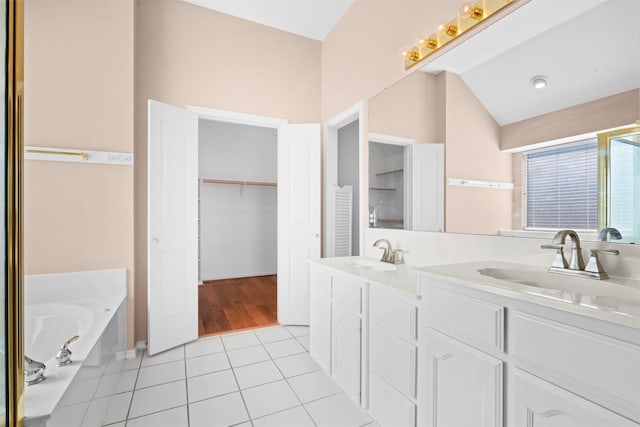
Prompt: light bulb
<box><xmin>416</xmin><ymin>33</ymin><xmax>438</xmax><ymax>50</ymax></box>
<box><xmin>458</xmin><ymin>1</ymin><xmax>483</xmax><ymax>20</ymax></box>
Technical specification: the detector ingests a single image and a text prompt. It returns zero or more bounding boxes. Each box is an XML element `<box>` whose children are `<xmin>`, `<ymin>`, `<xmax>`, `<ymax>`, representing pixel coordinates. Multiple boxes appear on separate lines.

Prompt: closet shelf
<box><xmin>375</xmin><ymin>168</ymin><xmax>403</xmax><ymax>177</ymax></box>
<box><xmin>369</xmin><ymin>187</ymin><xmax>396</xmax><ymax>191</ymax></box>
<box><xmin>201</xmin><ymin>178</ymin><xmax>277</xmax><ymax>187</ymax></box>
<box><xmin>376</xmin><ymin>219</ymin><xmax>403</xmax><ymax>224</ymax></box>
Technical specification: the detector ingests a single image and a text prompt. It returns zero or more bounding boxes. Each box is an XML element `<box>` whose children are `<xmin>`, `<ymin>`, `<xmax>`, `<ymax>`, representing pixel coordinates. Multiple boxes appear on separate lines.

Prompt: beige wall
<box><xmin>368</xmin><ymin>72</ymin><xmax>438</xmax><ymax>143</ymax></box>
<box><xmin>442</xmin><ymin>72</ymin><xmax>512</xmax><ymax>235</ymax></box>
<box><xmin>501</xmin><ymin>89</ymin><xmax>640</xmax><ymax>150</ymax></box>
<box><xmin>134</xmin><ymin>0</ymin><xmax>321</xmax><ymax>342</ymax></box>
<box><xmin>321</xmin><ymin>0</ymin><xmax>459</xmax><ymax>121</ymax></box>
<box><xmin>24</xmin><ymin>0</ymin><xmax>135</xmax><ymax>347</ymax></box>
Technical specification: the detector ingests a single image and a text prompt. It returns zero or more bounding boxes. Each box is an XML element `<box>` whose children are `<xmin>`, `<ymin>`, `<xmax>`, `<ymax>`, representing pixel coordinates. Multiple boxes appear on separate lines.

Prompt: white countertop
<box><xmin>311</xmin><ymin>256</ymin><xmax>422</xmax><ymax>298</ymax></box>
<box><xmin>419</xmin><ymin>260</ymin><xmax>640</xmax><ymax>330</ymax></box>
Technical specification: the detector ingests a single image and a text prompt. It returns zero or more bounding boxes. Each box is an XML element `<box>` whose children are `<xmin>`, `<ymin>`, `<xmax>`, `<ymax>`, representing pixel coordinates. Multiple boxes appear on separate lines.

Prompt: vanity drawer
<box><xmin>332</xmin><ymin>274</ymin><xmax>363</xmax><ymax>314</ymax></box>
<box><xmin>423</xmin><ymin>286</ymin><xmax>504</xmax><ymax>353</ymax></box>
<box><xmin>369</xmin><ymin>372</ymin><xmax>416</xmax><ymax>427</ymax></box>
<box><xmin>370</xmin><ymin>323</ymin><xmax>417</xmax><ymax>398</ymax></box>
<box><xmin>510</xmin><ymin>311</ymin><xmax>640</xmax><ymax>419</ymax></box>
<box><xmin>370</xmin><ymin>291</ymin><xmax>417</xmax><ymax>341</ymax></box>
<box><xmin>309</xmin><ymin>263</ymin><xmax>332</xmax><ymax>298</ymax></box>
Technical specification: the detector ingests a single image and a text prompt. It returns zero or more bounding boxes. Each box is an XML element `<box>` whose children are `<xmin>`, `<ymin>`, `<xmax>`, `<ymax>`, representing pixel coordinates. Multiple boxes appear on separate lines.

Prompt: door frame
<box><xmin>324</xmin><ymin>101</ymin><xmax>366</xmax><ymax>257</ymax></box>
<box><xmin>368</xmin><ymin>133</ymin><xmax>415</xmax><ymax>230</ymax></box>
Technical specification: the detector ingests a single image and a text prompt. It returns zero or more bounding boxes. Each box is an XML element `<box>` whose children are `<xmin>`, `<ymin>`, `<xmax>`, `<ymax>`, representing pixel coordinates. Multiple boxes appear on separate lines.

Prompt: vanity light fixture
<box><xmin>402</xmin><ymin>0</ymin><xmax>519</xmax><ymax>69</ymax></box>
<box><xmin>530</xmin><ymin>75</ymin><xmax>548</xmax><ymax>89</ymax></box>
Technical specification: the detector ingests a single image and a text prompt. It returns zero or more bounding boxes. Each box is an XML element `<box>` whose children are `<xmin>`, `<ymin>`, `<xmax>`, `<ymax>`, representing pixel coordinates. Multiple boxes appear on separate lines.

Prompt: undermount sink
<box><xmin>346</xmin><ymin>259</ymin><xmax>397</xmax><ymax>271</ymax></box>
<box><xmin>477</xmin><ymin>266</ymin><xmax>639</xmax><ymax>299</ymax></box>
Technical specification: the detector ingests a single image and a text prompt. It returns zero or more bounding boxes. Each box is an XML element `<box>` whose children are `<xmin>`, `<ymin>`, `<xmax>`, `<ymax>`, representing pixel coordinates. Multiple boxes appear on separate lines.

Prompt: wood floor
<box><xmin>198</xmin><ymin>275</ymin><xmax>277</xmax><ymax>336</ymax></box>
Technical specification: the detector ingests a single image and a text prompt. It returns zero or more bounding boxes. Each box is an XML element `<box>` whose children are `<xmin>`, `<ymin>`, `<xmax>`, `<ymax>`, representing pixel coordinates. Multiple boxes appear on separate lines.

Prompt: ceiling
<box><xmin>422</xmin><ymin>0</ymin><xmax>640</xmax><ymax>126</ymax></box>
<box><xmin>182</xmin><ymin>0</ymin><xmax>354</xmax><ymax>41</ymax></box>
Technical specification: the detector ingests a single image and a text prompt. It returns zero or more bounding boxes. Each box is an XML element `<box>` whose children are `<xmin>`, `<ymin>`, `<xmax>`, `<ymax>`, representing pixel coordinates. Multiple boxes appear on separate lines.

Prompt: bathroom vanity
<box><xmin>308</xmin><ymin>257</ymin><xmax>640</xmax><ymax>427</ymax></box>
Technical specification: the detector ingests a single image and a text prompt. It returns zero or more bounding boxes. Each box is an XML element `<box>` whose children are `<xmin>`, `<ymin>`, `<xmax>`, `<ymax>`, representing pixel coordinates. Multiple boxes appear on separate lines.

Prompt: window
<box><xmin>523</xmin><ymin>139</ymin><xmax>598</xmax><ymax>231</ymax></box>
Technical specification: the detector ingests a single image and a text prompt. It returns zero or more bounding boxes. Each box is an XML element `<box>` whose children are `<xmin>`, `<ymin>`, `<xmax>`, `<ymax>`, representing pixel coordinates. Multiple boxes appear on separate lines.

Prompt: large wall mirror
<box><xmin>368</xmin><ymin>0</ymin><xmax>640</xmax><ymax>243</ymax></box>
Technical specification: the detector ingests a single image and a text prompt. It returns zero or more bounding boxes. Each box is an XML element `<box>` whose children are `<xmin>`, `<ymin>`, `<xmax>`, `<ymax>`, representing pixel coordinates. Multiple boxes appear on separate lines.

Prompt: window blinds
<box><xmin>525</xmin><ymin>140</ymin><xmax>598</xmax><ymax>230</ymax></box>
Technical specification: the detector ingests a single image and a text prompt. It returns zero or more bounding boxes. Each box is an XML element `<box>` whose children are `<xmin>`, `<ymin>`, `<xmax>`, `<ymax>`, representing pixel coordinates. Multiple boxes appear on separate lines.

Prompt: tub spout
<box><xmin>56</xmin><ymin>335</ymin><xmax>80</xmax><ymax>367</ymax></box>
<box><xmin>24</xmin><ymin>355</ymin><xmax>46</xmax><ymax>386</ymax></box>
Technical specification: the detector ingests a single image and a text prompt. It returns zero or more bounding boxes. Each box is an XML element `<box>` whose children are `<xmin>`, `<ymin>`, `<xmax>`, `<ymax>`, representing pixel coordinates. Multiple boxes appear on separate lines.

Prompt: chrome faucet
<box><xmin>24</xmin><ymin>356</ymin><xmax>46</xmax><ymax>386</ymax></box>
<box><xmin>56</xmin><ymin>335</ymin><xmax>79</xmax><ymax>367</ymax></box>
<box><xmin>551</xmin><ymin>229</ymin><xmax>585</xmax><ymax>271</ymax></box>
<box><xmin>373</xmin><ymin>239</ymin><xmax>401</xmax><ymax>264</ymax></box>
<box><xmin>598</xmin><ymin>227</ymin><xmax>622</xmax><ymax>242</ymax></box>
<box><xmin>542</xmin><ymin>229</ymin><xmax>619</xmax><ymax>279</ymax></box>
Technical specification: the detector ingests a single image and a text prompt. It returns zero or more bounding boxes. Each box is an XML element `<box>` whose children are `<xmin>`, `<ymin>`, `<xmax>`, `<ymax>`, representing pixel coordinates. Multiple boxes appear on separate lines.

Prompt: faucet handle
<box><xmin>541</xmin><ymin>244</ymin><xmax>569</xmax><ymax>269</ymax></box>
<box><xmin>585</xmin><ymin>249</ymin><xmax>619</xmax><ymax>279</ymax></box>
<box><xmin>56</xmin><ymin>335</ymin><xmax>80</xmax><ymax>367</ymax></box>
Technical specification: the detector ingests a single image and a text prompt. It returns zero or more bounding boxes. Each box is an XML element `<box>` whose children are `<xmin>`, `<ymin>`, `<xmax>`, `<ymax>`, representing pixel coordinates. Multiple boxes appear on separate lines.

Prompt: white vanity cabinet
<box><xmin>368</xmin><ymin>286</ymin><xmax>420</xmax><ymax>427</ymax></box>
<box><xmin>309</xmin><ymin>262</ymin><xmax>366</xmax><ymax>405</ymax></box>
<box><xmin>420</xmin><ymin>273</ymin><xmax>640</xmax><ymax>427</ymax></box>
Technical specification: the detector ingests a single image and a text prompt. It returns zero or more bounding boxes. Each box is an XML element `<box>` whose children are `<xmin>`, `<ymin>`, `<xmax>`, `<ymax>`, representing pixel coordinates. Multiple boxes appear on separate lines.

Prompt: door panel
<box><xmin>277</xmin><ymin>124</ymin><xmax>321</xmax><ymax>325</ymax></box>
<box><xmin>148</xmin><ymin>99</ymin><xmax>198</xmax><ymax>355</ymax></box>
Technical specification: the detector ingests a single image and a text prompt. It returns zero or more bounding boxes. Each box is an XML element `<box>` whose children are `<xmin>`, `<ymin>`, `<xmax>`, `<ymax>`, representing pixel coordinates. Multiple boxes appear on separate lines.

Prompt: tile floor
<box><xmin>103</xmin><ymin>325</ymin><xmax>377</xmax><ymax>427</ymax></box>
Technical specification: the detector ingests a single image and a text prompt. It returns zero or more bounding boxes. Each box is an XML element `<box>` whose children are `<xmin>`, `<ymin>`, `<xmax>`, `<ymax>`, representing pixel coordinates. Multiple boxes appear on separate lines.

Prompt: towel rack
<box><xmin>26</xmin><ymin>148</ymin><xmax>88</xmax><ymax>160</ymax></box>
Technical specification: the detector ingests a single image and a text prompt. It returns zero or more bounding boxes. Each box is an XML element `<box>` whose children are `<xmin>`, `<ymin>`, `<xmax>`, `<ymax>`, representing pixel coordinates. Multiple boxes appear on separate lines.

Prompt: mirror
<box><xmin>368</xmin><ymin>0</ymin><xmax>640</xmax><ymax>243</ymax></box>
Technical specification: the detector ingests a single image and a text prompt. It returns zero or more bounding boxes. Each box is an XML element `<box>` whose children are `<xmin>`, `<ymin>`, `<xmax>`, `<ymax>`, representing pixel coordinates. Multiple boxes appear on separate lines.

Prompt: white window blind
<box><xmin>525</xmin><ymin>140</ymin><xmax>598</xmax><ymax>230</ymax></box>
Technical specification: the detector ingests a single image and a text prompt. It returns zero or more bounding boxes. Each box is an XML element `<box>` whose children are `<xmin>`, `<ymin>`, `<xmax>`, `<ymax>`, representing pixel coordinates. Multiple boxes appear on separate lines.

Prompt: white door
<box><xmin>147</xmin><ymin>99</ymin><xmax>199</xmax><ymax>355</ymax></box>
<box><xmin>410</xmin><ymin>143</ymin><xmax>444</xmax><ymax>231</ymax></box>
<box><xmin>277</xmin><ymin>124</ymin><xmax>321</xmax><ymax>325</ymax></box>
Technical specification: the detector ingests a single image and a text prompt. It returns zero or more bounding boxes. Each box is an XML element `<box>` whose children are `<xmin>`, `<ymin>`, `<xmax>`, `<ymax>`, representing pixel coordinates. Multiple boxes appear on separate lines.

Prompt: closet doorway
<box><xmin>198</xmin><ymin>120</ymin><xmax>278</xmax><ymax>335</ymax></box>
<box><xmin>147</xmin><ymin>100</ymin><xmax>320</xmax><ymax>354</ymax></box>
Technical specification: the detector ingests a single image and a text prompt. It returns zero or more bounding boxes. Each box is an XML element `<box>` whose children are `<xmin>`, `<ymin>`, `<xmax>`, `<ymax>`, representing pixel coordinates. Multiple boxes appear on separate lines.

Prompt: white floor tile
<box><xmin>189</xmin><ymin>392</ymin><xmax>249</xmax><ymax>427</ymax></box>
<box><xmin>123</xmin><ymin>353</ymin><xmax>143</xmax><ymax>371</ymax></box>
<box><xmin>141</xmin><ymin>346</ymin><xmax>185</xmax><ymax>368</ymax></box>
<box><xmin>305</xmin><ymin>393</ymin><xmax>372</xmax><ymax>427</ymax></box>
<box><xmin>186</xmin><ymin>351</ymin><xmax>230</xmax><ymax>377</ymax></box>
<box><xmin>285</xmin><ymin>325</ymin><xmax>310</xmax><ymax>337</ymax></box>
<box><xmin>227</xmin><ymin>345</ymin><xmax>270</xmax><ymax>368</ymax></box>
<box><xmin>296</xmin><ymin>334</ymin><xmax>311</xmax><ymax>351</ymax></box>
<box><xmin>274</xmin><ymin>353</ymin><xmax>320</xmax><ymax>378</ymax></box>
<box><xmin>221</xmin><ymin>331</ymin><xmax>261</xmax><ymax>350</ymax></box>
<box><xmin>187</xmin><ymin>369</ymin><xmax>238</xmax><ymax>403</ymax></box>
<box><xmin>264</xmin><ymin>338</ymin><xmax>306</xmax><ymax>359</ymax></box>
<box><xmin>253</xmin><ymin>405</ymin><xmax>315</xmax><ymax>427</ymax></box>
<box><xmin>102</xmin><ymin>392</ymin><xmax>132</xmax><ymax>425</ymax></box>
<box><xmin>288</xmin><ymin>370</ymin><xmax>342</xmax><ymax>403</ymax></box>
<box><xmin>83</xmin><ymin>395</ymin><xmax>112</xmax><ymax>426</ymax></box>
<box><xmin>115</xmin><ymin>369</ymin><xmax>138</xmax><ymax>393</ymax></box>
<box><xmin>103</xmin><ymin>422</ymin><xmax>125</xmax><ymax>427</ymax></box>
<box><xmin>241</xmin><ymin>380</ymin><xmax>300</xmax><ymax>419</ymax></box>
<box><xmin>234</xmin><ymin>360</ymin><xmax>283</xmax><ymax>389</ymax></box>
<box><xmin>254</xmin><ymin>326</ymin><xmax>293</xmax><ymax>343</ymax></box>
<box><xmin>125</xmin><ymin>406</ymin><xmax>189</xmax><ymax>427</ymax></box>
<box><xmin>128</xmin><ymin>380</ymin><xmax>187</xmax><ymax>419</ymax></box>
<box><xmin>47</xmin><ymin>401</ymin><xmax>89</xmax><ymax>427</ymax></box>
<box><xmin>185</xmin><ymin>336</ymin><xmax>224</xmax><ymax>358</ymax></box>
<box><xmin>136</xmin><ymin>360</ymin><xmax>185</xmax><ymax>389</ymax></box>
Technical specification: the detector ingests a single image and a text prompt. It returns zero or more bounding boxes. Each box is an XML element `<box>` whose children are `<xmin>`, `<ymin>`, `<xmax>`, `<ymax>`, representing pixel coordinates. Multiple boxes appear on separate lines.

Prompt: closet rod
<box><xmin>201</xmin><ymin>179</ymin><xmax>277</xmax><ymax>187</ymax></box>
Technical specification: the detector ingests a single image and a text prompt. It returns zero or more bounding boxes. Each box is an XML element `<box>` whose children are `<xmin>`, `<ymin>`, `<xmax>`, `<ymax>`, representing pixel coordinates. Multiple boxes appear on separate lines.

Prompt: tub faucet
<box><xmin>56</xmin><ymin>335</ymin><xmax>80</xmax><ymax>367</ymax></box>
<box><xmin>24</xmin><ymin>355</ymin><xmax>46</xmax><ymax>386</ymax></box>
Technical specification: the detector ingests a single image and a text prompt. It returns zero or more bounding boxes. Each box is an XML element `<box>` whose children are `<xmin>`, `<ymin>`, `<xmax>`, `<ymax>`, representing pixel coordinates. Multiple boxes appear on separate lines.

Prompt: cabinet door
<box><xmin>513</xmin><ymin>368</ymin><xmax>638</xmax><ymax>427</ymax></box>
<box><xmin>332</xmin><ymin>304</ymin><xmax>361</xmax><ymax>404</ymax></box>
<box><xmin>424</xmin><ymin>330</ymin><xmax>503</xmax><ymax>427</ymax></box>
<box><xmin>310</xmin><ymin>293</ymin><xmax>331</xmax><ymax>373</ymax></box>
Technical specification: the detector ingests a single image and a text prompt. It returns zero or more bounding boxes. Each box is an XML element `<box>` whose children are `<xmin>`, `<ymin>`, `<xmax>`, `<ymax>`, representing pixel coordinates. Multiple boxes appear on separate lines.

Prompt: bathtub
<box><xmin>24</xmin><ymin>269</ymin><xmax>127</xmax><ymax>427</ymax></box>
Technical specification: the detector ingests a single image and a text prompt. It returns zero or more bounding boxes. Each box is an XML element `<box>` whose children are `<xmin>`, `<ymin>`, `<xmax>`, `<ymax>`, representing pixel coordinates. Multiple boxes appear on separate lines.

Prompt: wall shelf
<box><xmin>376</xmin><ymin>219</ymin><xmax>403</xmax><ymax>224</ymax></box>
<box><xmin>201</xmin><ymin>178</ymin><xmax>277</xmax><ymax>187</ymax></box>
<box><xmin>375</xmin><ymin>168</ymin><xmax>404</xmax><ymax>177</ymax></box>
<box><xmin>369</xmin><ymin>187</ymin><xmax>396</xmax><ymax>191</ymax></box>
